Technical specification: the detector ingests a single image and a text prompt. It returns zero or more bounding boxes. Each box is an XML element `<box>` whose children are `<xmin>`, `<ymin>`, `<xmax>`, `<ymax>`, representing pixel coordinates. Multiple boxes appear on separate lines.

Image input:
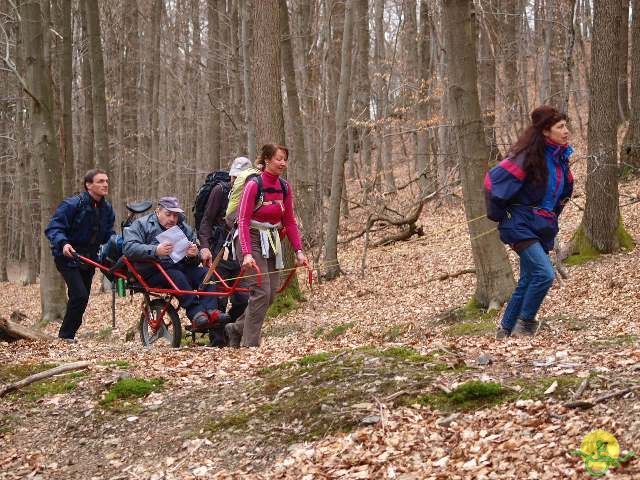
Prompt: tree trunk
<box><xmin>250</xmin><ymin>0</ymin><xmax>284</xmax><ymax>146</ymax></box>
<box><xmin>353</xmin><ymin>0</ymin><xmax>373</xmax><ymax>193</ymax></box>
<box><xmin>577</xmin><ymin>0</ymin><xmax>627</xmax><ymax>253</ymax></box>
<box><xmin>78</xmin><ymin>0</ymin><xmax>94</xmax><ymax>176</ymax></box>
<box><xmin>59</xmin><ymin>0</ymin><xmax>75</xmax><ymax>197</ymax></box>
<box><xmin>240</xmin><ymin>0</ymin><xmax>256</xmax><ymax>160</ymax></box>
<box><xmin>325</xmin><ymin>0</ymin><xmax>354</xmax><ymax>280</ymax></box>
<box><xmin>20</xmin><ymin>0</ymin><xmax>67</xmax><ymax>322</ymax></box>
<box><xmin>280</xmin><ymin>0</ymin><xmax>313</xmax><ymax>238</ymax></box>
<box><xmin>621</xmin><ymin>0</ymin><xmax>640</xmax><ymax>174</ymax></box>
<box><xmin>442</xmin><ymin>0</ymin><xmax>515</xmax><ymax>308</ymax></box>
<box><xmin>617</xmin><ymin>0</ymin><xmax>630</xmax><ymax>123</ymax></box>
<box><xmin>416</xmin><ymin>0</ymin><xmax>435</xmax><ymax>194</ymax></box>
<box><xmin>207</xmin><ymin>0</ymin><xmax>222</xmax><ymax>170</ymax></box>
<box><xmin>85</xmin><ymin>0</ymin><xmax>109</xmax><ymax>171</ymax></box>
<box><xmin>15</xmin><ymin>19</ymin><xmax>38</xmax><ymax>285</ymax></box>
<box><xmin>122</xmin><ymin>0</ymin><xmax>140</xmax><ymax>203</ymax></box>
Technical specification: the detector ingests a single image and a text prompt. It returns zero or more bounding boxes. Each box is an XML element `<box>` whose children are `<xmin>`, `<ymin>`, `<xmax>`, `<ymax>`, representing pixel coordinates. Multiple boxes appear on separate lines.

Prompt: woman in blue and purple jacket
<box><xmin>485</xmin><ymin>105</ymin><xmax>574</xmax><ymax>338</ymax></box>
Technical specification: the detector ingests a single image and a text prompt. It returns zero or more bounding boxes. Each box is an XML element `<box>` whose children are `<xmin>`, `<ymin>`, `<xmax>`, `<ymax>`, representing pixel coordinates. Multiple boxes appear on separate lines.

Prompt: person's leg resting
<box><xmin>145</xmin><ymin>267</ymin><xmax>202</xmax><ymax>319</ymax></box>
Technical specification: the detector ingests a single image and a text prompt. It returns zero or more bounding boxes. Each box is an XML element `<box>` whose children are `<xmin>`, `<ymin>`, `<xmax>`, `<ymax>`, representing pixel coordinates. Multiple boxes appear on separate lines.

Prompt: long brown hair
<box><xmin>509</xmin><ymin>106</ymin><xmax>567</xmax><ymax>185</ymax></box>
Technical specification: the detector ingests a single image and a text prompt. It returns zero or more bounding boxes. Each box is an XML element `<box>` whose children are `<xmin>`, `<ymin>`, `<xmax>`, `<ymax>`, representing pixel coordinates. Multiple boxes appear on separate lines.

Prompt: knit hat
<box><xmin>531</xmin><ymin>105</ymin><xmax>567</xmax><ymax>131</ymax></box>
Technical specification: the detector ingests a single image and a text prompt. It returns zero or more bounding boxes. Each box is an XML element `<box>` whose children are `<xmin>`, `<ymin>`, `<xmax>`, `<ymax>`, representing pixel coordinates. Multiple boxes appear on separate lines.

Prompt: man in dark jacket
<box><xmin>45</xmin><ymin>169</ymin><xmax>116</xmax><ymax>342</ymax></box>
<box><xmin>123</xmin><ymin>196</ymin><xmax>228</xmax><ymax>332</ymax></box>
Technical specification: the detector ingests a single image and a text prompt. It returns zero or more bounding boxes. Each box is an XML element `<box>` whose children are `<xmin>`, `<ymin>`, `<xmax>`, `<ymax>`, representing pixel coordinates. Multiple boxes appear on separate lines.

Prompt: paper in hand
<box><xmin>156</xmin><ymin>225</ymin><xmax>192</xmax><ymax>263</ymax></box>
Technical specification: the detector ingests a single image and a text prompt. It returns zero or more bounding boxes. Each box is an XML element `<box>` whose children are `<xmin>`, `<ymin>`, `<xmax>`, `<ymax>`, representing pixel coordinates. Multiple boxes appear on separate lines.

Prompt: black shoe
<box><xmin>225</xmin><ymin>323</ymin><xmax>241</xmax><ymax>348</ymax></box>
<box><xmin>191</xmin><ymin>311</ymin><xmax>211</xmax><ymax>329</ymax></box>
<box><xmin>59</xmin><ymin>337</ymin><xmax>77</xmax><ymax>344</ymax></box>
<box><xmin>511</xmin><ymin>318</ymin><xmax>539</xmax><ymax>337</ymax></box>
<box><xmin>495</xmin><ymin>326</ymin><xmax>510</xmax><ymax>340</ymax></box>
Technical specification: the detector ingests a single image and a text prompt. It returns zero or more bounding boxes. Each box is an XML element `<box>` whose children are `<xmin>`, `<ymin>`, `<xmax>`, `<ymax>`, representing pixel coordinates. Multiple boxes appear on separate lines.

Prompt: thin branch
<box><xmin>0</xmin><ymin>361</ymin><xmax>91</xmax><ymax>397</ymax></box>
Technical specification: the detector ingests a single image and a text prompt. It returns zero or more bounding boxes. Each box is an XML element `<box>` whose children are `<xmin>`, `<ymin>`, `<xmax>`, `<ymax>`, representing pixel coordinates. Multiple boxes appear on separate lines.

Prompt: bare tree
<box><xmin>443</xmin><ymin>0</ymin><xmax>515</xmax><ymax>308</ymax></box>
<box><xmin>19</xmin><ymin>0</ymin><xmax>66</xmax><ymax>321</ymax></box>
<box><xmin>621</xmin><ymin>0</ymin><xmax>640</xmax><ymax>174</ymax></box>
<box><xmin>575</xmin><ymin>0</ymin><xmax>630</xmax><ymax>253</ymax></box>
<box><xmin>325</xmin><ymin>0</ymin><xmax>354</xmax><ymax>280</ymax></box>
<box><xmin>280</xmin><ymin>0</ymin><xmax>314</xmax><ymax>239</ymax></box>
<box><xmin>85</xmin><ymin>0</ymin><xmax>109</xmax><ymax>171</ymax></box>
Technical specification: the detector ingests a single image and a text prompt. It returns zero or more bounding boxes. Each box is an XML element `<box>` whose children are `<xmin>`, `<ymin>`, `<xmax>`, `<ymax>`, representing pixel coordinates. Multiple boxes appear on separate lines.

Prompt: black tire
<box><xmin>139</xmin><ymin>299</ymin><xmax>182</xmax><ymax>348</ymax></box>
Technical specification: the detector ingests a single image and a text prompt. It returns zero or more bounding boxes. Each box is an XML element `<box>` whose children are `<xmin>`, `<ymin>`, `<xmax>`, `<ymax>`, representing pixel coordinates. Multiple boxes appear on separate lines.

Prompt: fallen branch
<box><xmin>0</xmin><ymin>316</ymin><xmax>52</xmax><ymax>343</ymax></box>
<box><xmin>563</xmin><ymin>384</ymin><xmax>640</xmax><ymax>409</ymax></box>
<box><xmin>0</xmin><ymin>361</ymin><xmax>91</xmax><ymax>397</ymax></box>
<box><xmin>437</xmin><ymin>268</ymin><xmax>475</xmax><ymax>281</ymax></box>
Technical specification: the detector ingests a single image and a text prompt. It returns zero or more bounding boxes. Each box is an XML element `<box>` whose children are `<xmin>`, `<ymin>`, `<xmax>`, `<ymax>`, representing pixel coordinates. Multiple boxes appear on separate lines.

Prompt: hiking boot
<box><xmin>511</xmin><ymin>318</ymin><xmax>539</xmax><ymax>337</ymax></box>
<box><xmin>495</xmin><ymin>326</ymin><xmax>510</xmax><ymax>340</ymax></box>
<box><xmin>191</xmin><ymin>311</ymin><xmax>211</xmax><ymax>330</ymax></box>
<box><xmin>208</xmin><ymin>309</ymin><xmax>231</xmax><ymax>325</ymax></box>
<box><xmin>225</xmin><ymin>323</ymin><xmax>241</xmax><ymax>348</ymax></box>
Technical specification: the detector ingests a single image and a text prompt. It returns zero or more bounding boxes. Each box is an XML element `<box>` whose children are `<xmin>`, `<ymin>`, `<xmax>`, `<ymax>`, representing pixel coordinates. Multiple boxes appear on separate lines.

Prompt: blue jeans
<box><xmin>500</xmin><ymin>241</ymin><xmax>555</xmax><ymax>331</ymax></box>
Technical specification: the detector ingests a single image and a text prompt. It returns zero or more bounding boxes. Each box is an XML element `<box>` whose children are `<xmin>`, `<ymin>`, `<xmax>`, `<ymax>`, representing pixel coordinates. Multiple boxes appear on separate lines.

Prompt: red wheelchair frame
<box><xmin>76</xmin><ymin>253</ymin><xmax>309</xmax><ymax>348</ymax></box>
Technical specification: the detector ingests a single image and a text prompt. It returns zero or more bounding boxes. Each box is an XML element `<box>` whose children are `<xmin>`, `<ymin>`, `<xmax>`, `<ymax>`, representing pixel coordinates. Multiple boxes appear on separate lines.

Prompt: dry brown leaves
<box><xmin>1</xmin><ymin>160</ymin><xmax>639</xmax><ymax>479</ymax></box>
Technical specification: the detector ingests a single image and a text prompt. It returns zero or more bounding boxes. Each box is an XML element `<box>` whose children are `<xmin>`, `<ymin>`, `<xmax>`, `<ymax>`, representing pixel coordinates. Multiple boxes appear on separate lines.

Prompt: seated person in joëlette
<box><xmin>123</xmin><ymin>196</ymin><xmax>229</xmax><ymax>334</ymax></box>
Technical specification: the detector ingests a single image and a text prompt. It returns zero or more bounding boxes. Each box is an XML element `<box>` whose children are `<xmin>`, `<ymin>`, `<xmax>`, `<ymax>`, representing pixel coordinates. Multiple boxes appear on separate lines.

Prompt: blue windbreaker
<box><xmin>484</xmin><ymin>142</ymin><xmax>573</xmax><ymax>252</ymax></box>
<box><xmin>45</xmin><ymin>191</ymin><xmax>116</xmax><ymax>266</ymax></box>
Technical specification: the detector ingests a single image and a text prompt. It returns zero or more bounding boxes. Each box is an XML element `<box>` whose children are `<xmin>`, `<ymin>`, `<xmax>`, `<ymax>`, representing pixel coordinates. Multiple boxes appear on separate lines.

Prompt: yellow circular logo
<box><xmin>570</xmin><ymin>430</ymin><xmax>636</xmax><ymax>477</ymax></box>
<box><xmin>580</xmin><ymin>430</ymin><xmax>620</xmax><ymax>474</ymax></box>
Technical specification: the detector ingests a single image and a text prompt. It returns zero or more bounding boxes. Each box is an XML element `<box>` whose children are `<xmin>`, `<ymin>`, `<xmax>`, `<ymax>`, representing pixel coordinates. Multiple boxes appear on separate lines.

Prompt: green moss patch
<box><xmin>99</xmin><ymin>360</ymin><xmax>131</xmax><ymax>368</ymax></box>
<box><xmin>204</xmin><ymin>348</ymin><xmax>456</xmax><ymax>444</ymax></box>
<box><xmin>383</xmin><ymin>324</ymin><xmax>406</xmax><ymax>341</ymax></box>
<box><xmin>324</xmin><ymin>322</ymin><xmax>354</xmax><ymax>341</ymax></box>
<box><xmin>100</xmin><ymin>377</ymin><xmax>164</xmax><ymax>410</ymax></box>
<box><xmin>0</xmin><ymin>363</ymin><xmax>58</xmax><ymax>382</ymax></box>
<box><xmin>511</xmin><ymin>375</ymin><xmax>584</xmax><ymax>400</ymax></box>
<box><xmin>0</xmin><ymin>415</ymin><xmax>18</xmax><ymax>435</ymax></box>
<box><xmin>410</xmin><ymin>381</ymin><xmax>506</xmax><ymax>411</ymax></box>
<box><xmin>267</xmin><ymin>281</ymin><xmax>306</xmax><ymax>318</ymax></box>
<box><xmin>590</xmin><ymin>334</ymin><xmax>638</xmax><ymax>347</ymax></box>
<box><xmin>0</xmin><ymin>362</ymin><xmax>83</xmax><ymax>400</ymax></box>
<box><xmin>262</xmin><ymin>322</ymin><xmax>305</xmax><ymax>338</ymax></box>
<box><xmin>443</xmin><ymin>319</ymin><xmax>496</xmax><ymax>337</ymax></box>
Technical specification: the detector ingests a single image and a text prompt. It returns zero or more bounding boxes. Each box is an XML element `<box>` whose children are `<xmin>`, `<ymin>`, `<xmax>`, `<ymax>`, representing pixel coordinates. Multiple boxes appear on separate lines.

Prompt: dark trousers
<box><xmin>215</xmin><ymin>258</ymin><xmax>249</xmax><ymax>322</ymax></box>
<box><xmin>55</xmin><ymin>259</ymin><xmax>95</xmax><ymax>339</ymax></box>
<box><xmin>144</xmin><ymin>265</ymin><xmax>220</xmax><ymax>320</ymax></box>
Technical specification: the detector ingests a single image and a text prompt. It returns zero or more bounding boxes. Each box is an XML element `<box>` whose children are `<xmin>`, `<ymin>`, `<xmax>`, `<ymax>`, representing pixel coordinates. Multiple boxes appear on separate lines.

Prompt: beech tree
<box><xmin>442</xmin><ymin>0</ymin><xmax>515</xmax><ymax>307</ymax></box>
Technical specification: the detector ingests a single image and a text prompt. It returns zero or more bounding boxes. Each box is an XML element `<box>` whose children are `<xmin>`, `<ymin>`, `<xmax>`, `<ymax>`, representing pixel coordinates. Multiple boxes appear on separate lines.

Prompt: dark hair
<box><xmin>509</xmin><ymin>106</ymin><xmax>567</xmax><ymax>185</ymax></box>
<box><xmin>255</xmin><ymin>144</ymin><xmax>289</xmax><ymax>170</ymax></box>
<box><xmin>83</xmin><ymin>168</ymin><xmax>108</xmax><ymax>191</ymax></box>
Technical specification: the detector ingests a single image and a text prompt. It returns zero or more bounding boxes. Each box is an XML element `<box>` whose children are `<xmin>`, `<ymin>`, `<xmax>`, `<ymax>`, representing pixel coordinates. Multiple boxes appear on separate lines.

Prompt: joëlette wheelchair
<box><xmin>74</xmin><ymin>201</ymin><xmax>303</xmax><ymax>348</ymax></box>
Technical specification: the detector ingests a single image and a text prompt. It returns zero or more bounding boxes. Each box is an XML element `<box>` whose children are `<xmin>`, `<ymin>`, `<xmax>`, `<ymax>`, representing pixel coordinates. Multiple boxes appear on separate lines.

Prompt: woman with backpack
<box><xmin>485</xmin><ymin>105</ymin><xmax>574</xmax><ymax>338</ymax></box>
<box><xmin>225</xmin><ymin>144</ymin><xmax>307</xmax><ymax>347</ymax></box>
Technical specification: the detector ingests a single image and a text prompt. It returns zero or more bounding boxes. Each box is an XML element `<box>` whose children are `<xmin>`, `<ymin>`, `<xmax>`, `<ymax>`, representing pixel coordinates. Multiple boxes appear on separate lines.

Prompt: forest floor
<box><xmin>1</xmin><ymin>164</ymin><xmax>639</xmax><ymax>480</ymax></box>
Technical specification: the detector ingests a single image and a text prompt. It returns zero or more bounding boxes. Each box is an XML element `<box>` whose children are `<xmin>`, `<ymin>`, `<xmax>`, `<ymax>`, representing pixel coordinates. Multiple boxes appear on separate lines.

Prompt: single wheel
<box><xmin>139</xmin><ymin>299</ymin><xmax>182</xmax><ymax>348</ymax></box>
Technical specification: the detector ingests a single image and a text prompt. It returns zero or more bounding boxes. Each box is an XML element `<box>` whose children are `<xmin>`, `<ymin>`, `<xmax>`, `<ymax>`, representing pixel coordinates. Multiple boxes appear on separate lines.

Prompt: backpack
<box><xmin>192</xmin><ymin>170</ymin><xmax>231</xmax><ymax>231</ymax></box>
<box><xmin>225</xmin><ymin>169</ymin><xmax>289</xmax><ymax>220</ymax></box>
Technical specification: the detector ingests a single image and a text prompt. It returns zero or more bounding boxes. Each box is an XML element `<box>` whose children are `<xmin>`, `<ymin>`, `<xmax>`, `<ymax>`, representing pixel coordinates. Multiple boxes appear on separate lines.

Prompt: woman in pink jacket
<box><xmin>225</xmin><ymin>144</ymin><xmax>307</xmax><ymax>347</ymax></box>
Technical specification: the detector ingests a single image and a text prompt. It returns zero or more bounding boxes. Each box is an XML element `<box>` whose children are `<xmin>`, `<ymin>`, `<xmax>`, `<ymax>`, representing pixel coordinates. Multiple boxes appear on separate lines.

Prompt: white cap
<box><xmin>229</xmin><ymin>156</ymin><xmax>252</xmax><ymax>177</ymax></box>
